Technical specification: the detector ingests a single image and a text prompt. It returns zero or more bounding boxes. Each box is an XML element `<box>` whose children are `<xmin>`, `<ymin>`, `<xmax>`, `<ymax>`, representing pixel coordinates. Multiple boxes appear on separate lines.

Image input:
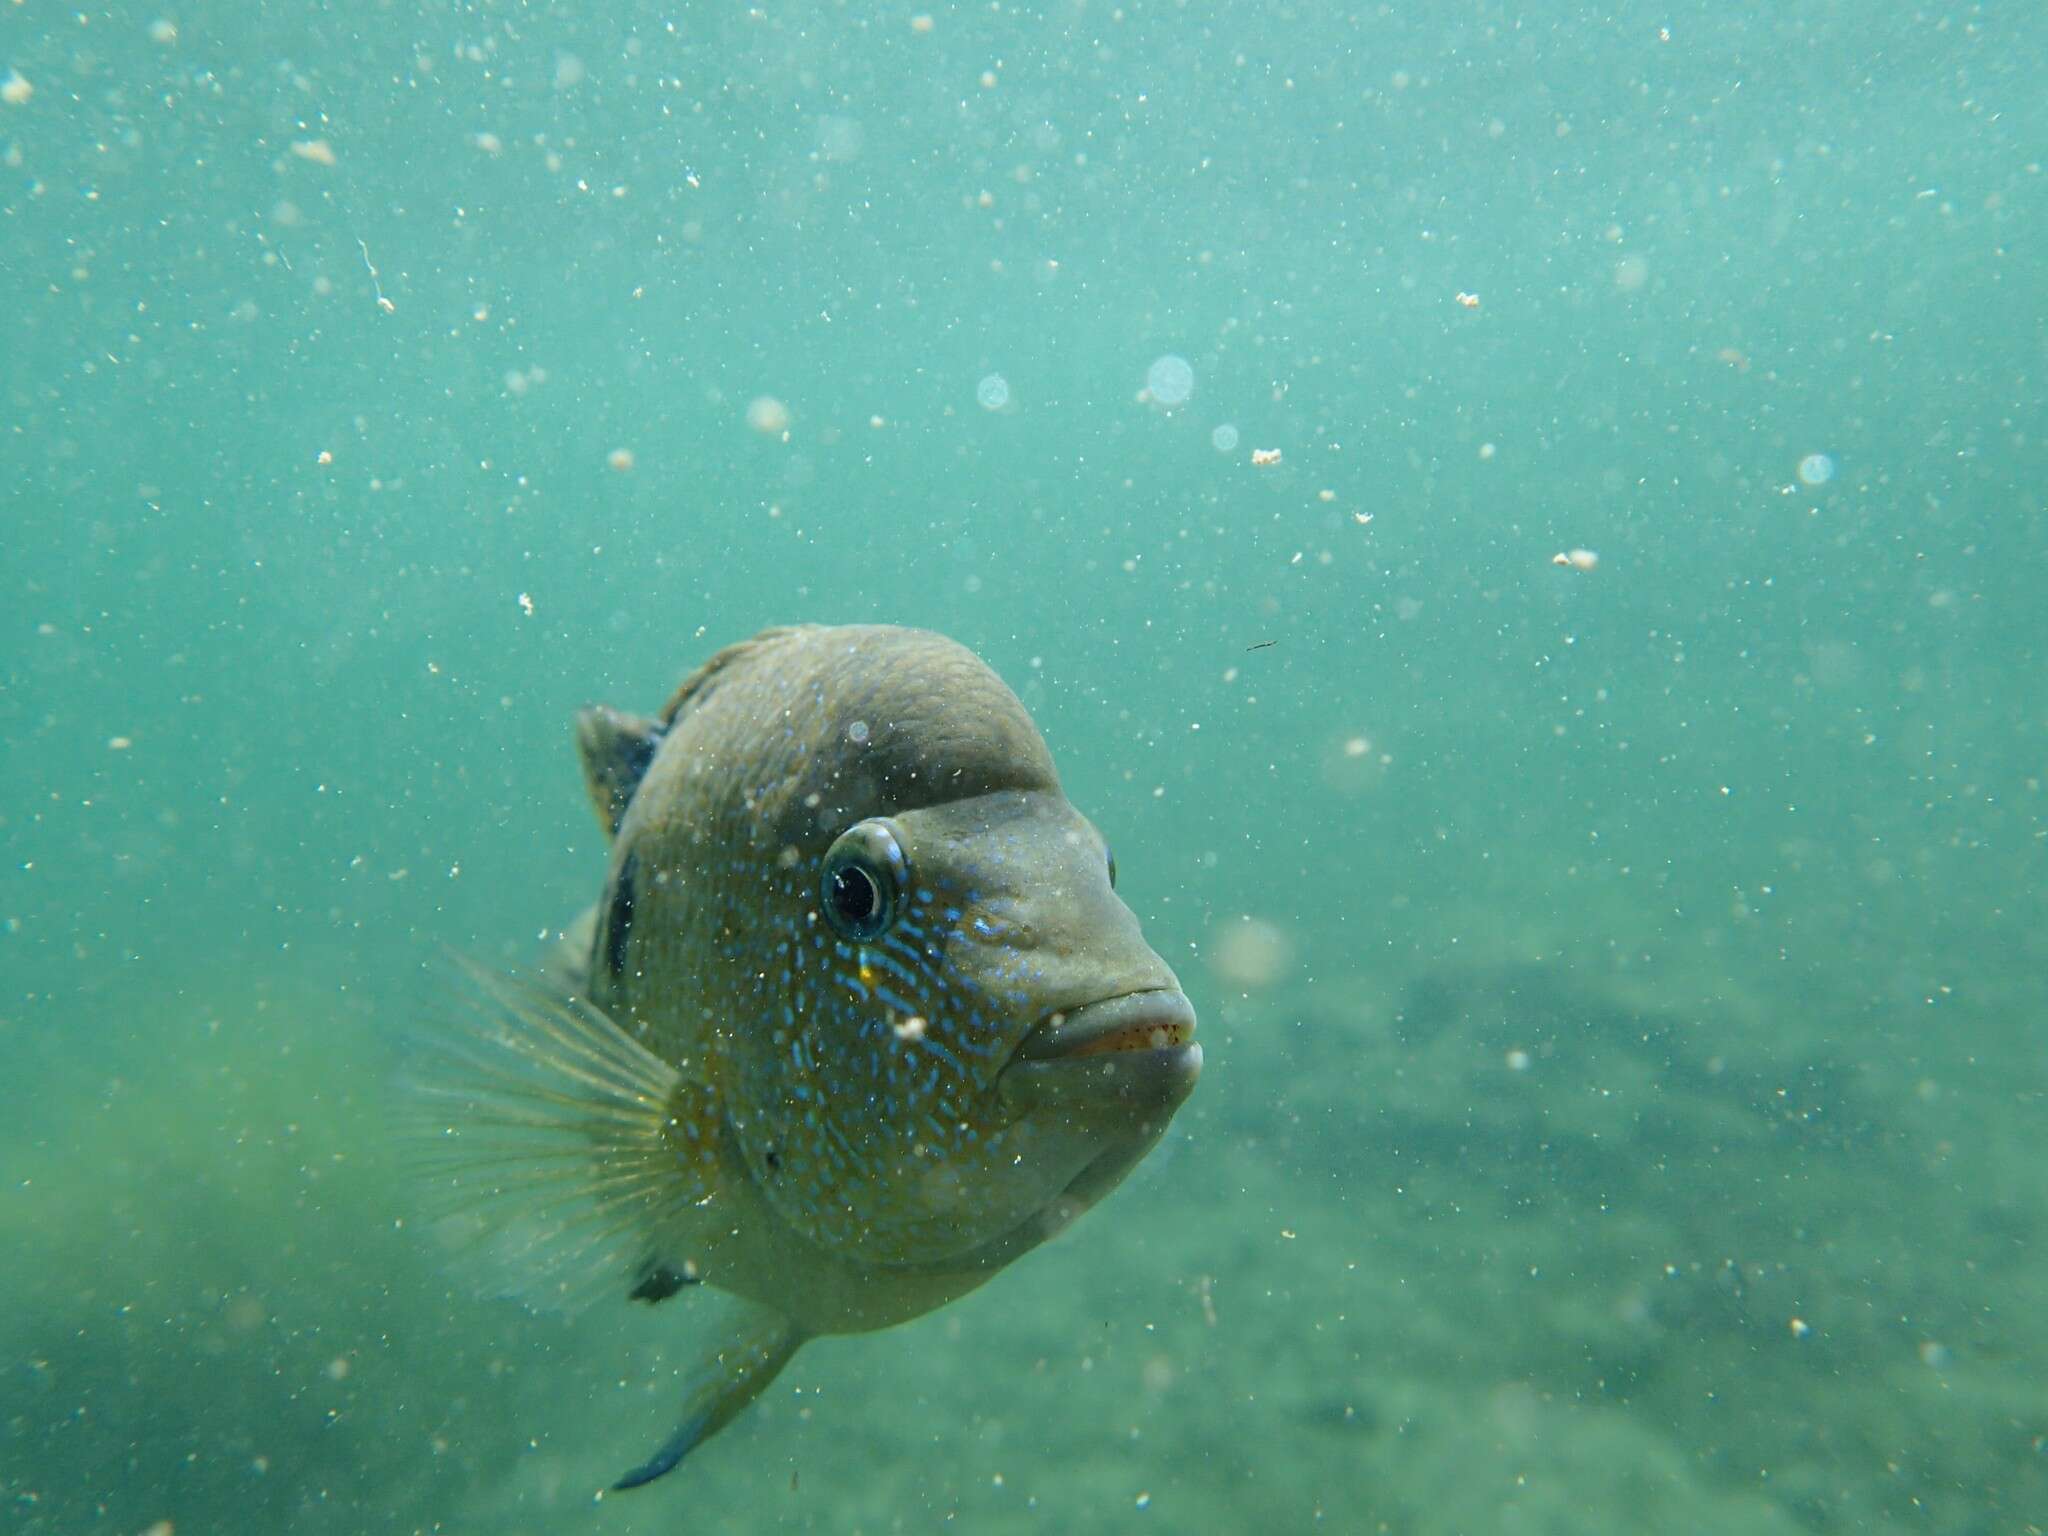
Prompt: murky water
<box><xmin>4</xmin><ymin>3</ymin><xmax>2044</xmax><ymax>1531</ymax></box>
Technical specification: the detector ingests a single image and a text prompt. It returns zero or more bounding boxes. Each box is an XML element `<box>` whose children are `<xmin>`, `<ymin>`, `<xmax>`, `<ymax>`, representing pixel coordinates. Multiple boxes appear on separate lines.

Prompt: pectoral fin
<box><xmin>405</xmin><ymin>957</ymin><xmax>725</xmax><ymax>1313</ymax></box>
<box><xmin>613</xmin><ymin>1307</ymin><xmax>806</xmax><ymax>1490</ymax></box>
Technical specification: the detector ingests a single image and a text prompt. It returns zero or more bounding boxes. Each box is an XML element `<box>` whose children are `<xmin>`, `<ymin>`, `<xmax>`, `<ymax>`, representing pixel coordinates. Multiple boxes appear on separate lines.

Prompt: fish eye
<box><xmin>820</xmin><ymin>819</ymin><xmax>909</xmax><ymax>942</ymax></box>
<box><xmin>1105</xmin><ymin>846</ymin><xmax>1118</xmax><ymax>889</ymax></box>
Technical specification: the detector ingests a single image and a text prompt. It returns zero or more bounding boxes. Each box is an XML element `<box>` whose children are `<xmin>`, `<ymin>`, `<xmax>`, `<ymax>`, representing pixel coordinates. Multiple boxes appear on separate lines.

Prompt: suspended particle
<box><xmin>1144</xmin><ymin>354</ymin><xmax>1194</xmax><ymax>407</ymax></box>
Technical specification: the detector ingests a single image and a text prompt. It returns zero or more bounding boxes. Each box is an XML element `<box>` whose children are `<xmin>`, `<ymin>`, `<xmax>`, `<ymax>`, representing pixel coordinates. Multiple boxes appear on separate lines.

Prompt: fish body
<box><xmin>421</xmin><ymin>625</ymin><xmax>1201</xmax><ymax>1485</ymax></box>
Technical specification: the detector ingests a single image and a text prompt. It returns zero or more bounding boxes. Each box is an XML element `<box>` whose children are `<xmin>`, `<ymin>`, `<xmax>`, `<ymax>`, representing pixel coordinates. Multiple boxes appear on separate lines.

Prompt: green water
<box><xmin>4</xmin><ymin>2</ymin><xmax>2044</xmax><ymax>1530</ymax></box>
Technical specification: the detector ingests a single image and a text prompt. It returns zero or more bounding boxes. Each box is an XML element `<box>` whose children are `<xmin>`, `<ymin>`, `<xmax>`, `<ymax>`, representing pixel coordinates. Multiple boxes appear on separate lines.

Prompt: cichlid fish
<box><xmin>417</xmin><ymin>624</ymin><xmax>1202</xmax><ymax>1488</ymax></box>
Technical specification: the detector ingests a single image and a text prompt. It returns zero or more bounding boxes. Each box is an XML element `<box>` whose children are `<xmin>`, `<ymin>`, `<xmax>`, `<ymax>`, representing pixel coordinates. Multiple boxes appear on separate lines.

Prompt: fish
<box><xmin>413</xmin><ymin>623</ymin><xmax>1203</xmax><ymax>1489</ymax></box>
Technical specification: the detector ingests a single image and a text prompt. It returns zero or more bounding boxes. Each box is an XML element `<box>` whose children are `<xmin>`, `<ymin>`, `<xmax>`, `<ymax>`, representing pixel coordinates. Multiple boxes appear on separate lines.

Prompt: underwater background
<box><xmin>3</xmin><ymin>1</ymin><xmax>2044</xmax><ymax>1531</ymax></box>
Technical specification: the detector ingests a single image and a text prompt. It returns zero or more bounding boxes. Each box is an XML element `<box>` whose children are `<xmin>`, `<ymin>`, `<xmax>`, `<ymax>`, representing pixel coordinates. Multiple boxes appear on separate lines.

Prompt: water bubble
<box><xmin>1211</xmin><ymin>423</ymin><xmax>1239</xmax><ymax>453</ymax></box>
<box><xmin>1146</xmin><ymin>354</ymin><xmax>1194</xmax><ymax>407</ymax></box>
<box><xmin>976</xmin><ymin>373</ymin><xmax>1010</xmax><ymax>411</ymax></box>
<box><xmin>846</xmin><ymin>719</ymin><xmax>871</xmax><ymax>744</ymax></box>
<box><xmin>1797</xmin><ymin>452</ymin><xmax>1835</xmax><ymax>486</ymax></box>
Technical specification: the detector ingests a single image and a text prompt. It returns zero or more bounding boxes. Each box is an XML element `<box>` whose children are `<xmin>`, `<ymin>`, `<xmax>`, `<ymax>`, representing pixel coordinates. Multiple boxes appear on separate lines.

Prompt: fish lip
<box><xmin>1013</xmin><ymin>988</ymin><xmax>1198</xmax><ymax>1063</ymax></box>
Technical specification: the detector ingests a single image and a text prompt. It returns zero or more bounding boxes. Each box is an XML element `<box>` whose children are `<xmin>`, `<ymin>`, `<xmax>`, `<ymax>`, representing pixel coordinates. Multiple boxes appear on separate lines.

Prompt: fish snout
<box><xmin>1000</xmin><ymin>989</ymin><xmax>1203</xmax><ymax>1112</ymax></box>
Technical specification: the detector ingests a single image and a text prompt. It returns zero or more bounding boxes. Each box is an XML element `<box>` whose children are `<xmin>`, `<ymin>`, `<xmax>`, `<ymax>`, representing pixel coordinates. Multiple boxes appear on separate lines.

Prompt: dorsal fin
<box><xmin>577</xmin><ymin>628</ymin><xmax>817</xmax><ymax>840</ymax></box>
<box><xmin>575</xmin><ymin>705</ymin><xmax>663</xmax><ymax>839</ymax></box>
<box><xmin>657</xmin><ymin>624</ymin><xmax>817</xmax><ymax>728</ymax></box>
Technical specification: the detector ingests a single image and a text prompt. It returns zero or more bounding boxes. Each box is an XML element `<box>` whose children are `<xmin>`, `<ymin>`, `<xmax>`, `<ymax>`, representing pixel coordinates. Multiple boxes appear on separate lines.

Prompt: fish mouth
<box><xmin>1014</xmin><ymin>988</ymin><xmax>1199</xmax><ymax>1062</ymax></box>
<box><xmin>1003</xmin><ymin>989</ymin><xmax>1204</xmax><ymax>1110</ymax></box>
<box><xmin>980</xmin><ymin>988</ymin><xmax>1201</xmax><ymax>1254</ymax></box>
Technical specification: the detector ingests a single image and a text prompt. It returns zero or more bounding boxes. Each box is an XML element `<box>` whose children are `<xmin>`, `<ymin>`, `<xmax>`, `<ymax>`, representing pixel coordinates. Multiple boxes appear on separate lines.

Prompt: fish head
<box><xmin>768</xmin><ymin>787</ymin><xmax>1202</xmax><ymax>1271</ymax></box>
<box><xmin>617</xmin><ymin>627</ymin><xmax>1202</xmax><ymax>1274</ymax></box>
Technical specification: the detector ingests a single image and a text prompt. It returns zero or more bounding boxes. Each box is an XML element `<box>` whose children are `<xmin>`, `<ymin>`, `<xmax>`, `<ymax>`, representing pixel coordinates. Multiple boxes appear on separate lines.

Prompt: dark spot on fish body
<box><xmin>629</xmin><ymin>1262</ymin><xmax>701</xmax><ymax>1305</ymax></box>
<box><xmin>618</xmin><ymin>728</ymin><xmax>659</xmax><ymax>791</ymax></box>
<box><xmin>602</xmin><ymin>848</ymin><xmax>639</xmax><ymax>980</ymax></box>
